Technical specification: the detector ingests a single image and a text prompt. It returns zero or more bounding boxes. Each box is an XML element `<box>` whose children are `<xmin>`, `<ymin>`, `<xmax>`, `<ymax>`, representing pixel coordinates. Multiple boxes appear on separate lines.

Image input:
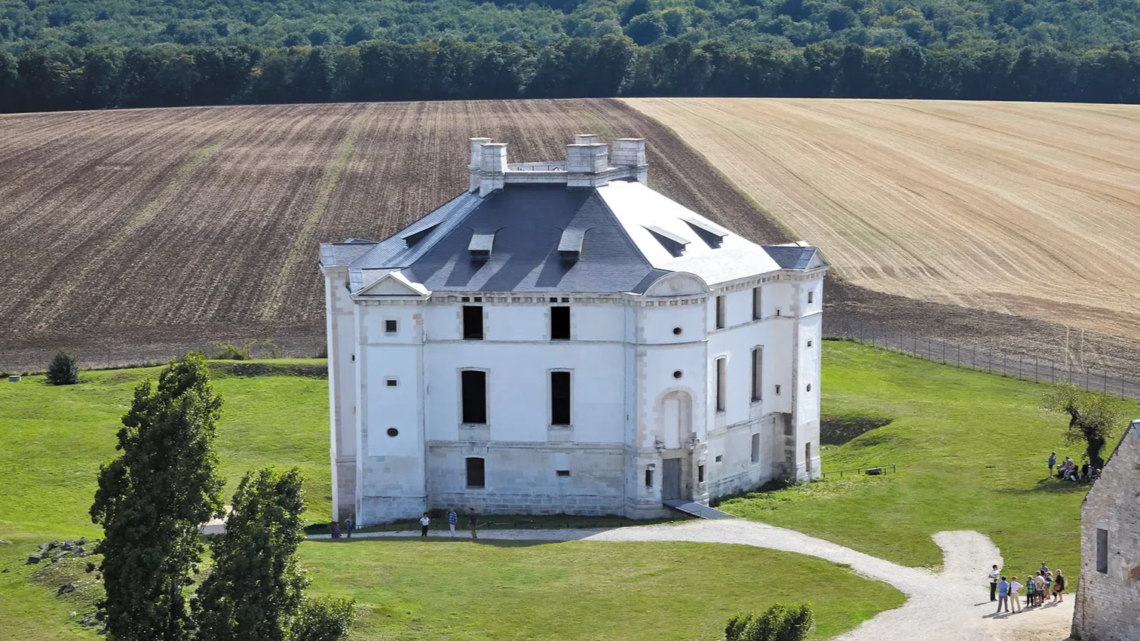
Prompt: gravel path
<box><xmin>310</xmin><ymin>519</ymin><xmax>1073</xmax><ymax>640</ymax></box>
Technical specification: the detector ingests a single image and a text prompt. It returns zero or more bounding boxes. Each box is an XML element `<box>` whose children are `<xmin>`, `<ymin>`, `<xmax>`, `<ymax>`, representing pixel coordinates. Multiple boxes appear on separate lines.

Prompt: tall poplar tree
<box><xmin>90</xmin><ymin>352</ymin><xmax>225</xmax><ymax>641</ymax></box>
<box><xmin>192</xmin><ymin>468</ymin><xmax>309</xmax><ymax>641</ymax></box>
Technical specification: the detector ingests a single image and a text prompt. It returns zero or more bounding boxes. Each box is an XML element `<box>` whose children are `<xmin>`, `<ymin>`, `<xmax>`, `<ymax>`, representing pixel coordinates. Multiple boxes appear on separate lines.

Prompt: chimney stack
<box><xmin>611</xmin><ymin>138</ymin><xmax>647</xmax><ymax>185</ymax></box>
<box><xmin>567</xmin><ymin>134</ymin><xmax>609</xmax><ymax>187</ymax></box>
<box><xmin>479</xmin><ymin>142</ymin><xmax>508</xmax><ymax>197</ymax></box>
<box><xmin>468</xmin><ymin>137</ymin><xmax>492</xmax><ymax>193</ymax></box>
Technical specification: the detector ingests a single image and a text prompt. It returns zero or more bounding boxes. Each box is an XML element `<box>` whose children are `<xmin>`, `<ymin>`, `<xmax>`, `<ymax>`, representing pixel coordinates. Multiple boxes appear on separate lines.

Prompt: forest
<box><xmin>3</xmin><ymin>0</ymin><xmax>1140</xmax><ymax>53</ymax></box>
<box><xmin>3</xmin><ymin>36</ymin><xmax>1140</xmax><ymax>113</ymax></box>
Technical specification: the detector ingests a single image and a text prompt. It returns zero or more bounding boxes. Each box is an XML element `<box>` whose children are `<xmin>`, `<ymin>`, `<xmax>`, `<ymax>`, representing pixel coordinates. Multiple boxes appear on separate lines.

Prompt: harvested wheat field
<box><xmin>625</xmin><ymin>98</ymin><xmax>1140</xmax><ymax>342</ymax></box>
<box><xmin>0</xmin><ymin>100</ymin><xmax>784</xmax><ymax>370</ymax></box>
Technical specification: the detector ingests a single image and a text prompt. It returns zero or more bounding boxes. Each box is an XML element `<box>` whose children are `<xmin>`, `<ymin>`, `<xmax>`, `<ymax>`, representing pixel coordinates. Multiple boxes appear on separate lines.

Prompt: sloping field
<box><xmin>0</xmin><ymin>100</ymin><xmax>783</xmax><ymax>369</ymax></box>
<box><xmin>625</xmin><ymin>98</ymin><xmax>1140</xmax><ymax>342</ymax></box>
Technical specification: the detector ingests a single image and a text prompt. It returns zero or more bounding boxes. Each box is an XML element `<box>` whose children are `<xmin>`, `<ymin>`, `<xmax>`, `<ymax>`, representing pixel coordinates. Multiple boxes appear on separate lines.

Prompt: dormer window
<box><xmin>682</xmin><ymin>217</ymin><xmax>728</xmax><ymax>248</ymax></box>
<box><xmin>401</xmin><ymin>223</ymin><xmax>439</xmax><ymax>247</ymax></box>
<box><xmin>469</xmin><ymin>232</ymin><xmax>496</xmax><ymax>260</ymax></box>
<box><xmin>643</xmin><ymin>225</ymin><xmax>689</xmax><ymax>257</ymax></box>
<box><xmin>558</xmin><ymin>228</ymin><xmax>586</xmax><ymax>262</ymax></box>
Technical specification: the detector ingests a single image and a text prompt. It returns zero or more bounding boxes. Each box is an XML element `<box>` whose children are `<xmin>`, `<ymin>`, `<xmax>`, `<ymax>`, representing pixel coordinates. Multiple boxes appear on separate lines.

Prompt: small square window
<box><xmin>385</xmin><ymin>378</ymin><xmax>398</xmax><ymax>387</ymax></box>
<box><xmin>384</xmin><ymin>319</ymin><xmax>398</xmax><ymax>334</ymax></box>
<box><xmin>474</xmin><ymin>296</ymin><xmax>483</xmax><ymax>302</ymax></box>
<box><xmin>807</xmin><ymin>340</ymin><xmax>812</xmax><ymax>347</ymax></box>
<box><xmin>775</xmin><ymin>384</ymin><xmax>781</xmax><ymax>395</ymax></box>
<box><xmin>461</xmin><ymin>296</ymin><xmax>470</xmax><ymax>302</ymax></box>
<box><xmin>714</xmin><ymin>455</ymin><xmax>723</xmax><ymax>462</ymax></box>
<box><xmin>561</xmin><ymin>297</ymin><xmax>569</xmax><ymax>303</ymax></box>
<box><xmin>556</xmin><ymin>470</ymin><xmax>571</xmax><ymax>477</ymax></box>
<box><xmin>808</xmin><ymin>291</ymin><xmax>814</xmax><ymax>304</ymax></box>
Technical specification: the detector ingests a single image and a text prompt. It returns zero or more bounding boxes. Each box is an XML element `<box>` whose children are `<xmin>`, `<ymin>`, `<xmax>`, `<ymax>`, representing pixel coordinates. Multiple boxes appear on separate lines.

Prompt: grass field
<box><xmin>0</xmin><ymin>100</ymin><xmax>783</xmax><ymax>372</ymax></box>
<box><xmin>626</xmin><ymin>98</ymin><xmax>1140</xmax><ymax>345</ymax></box>
<box><xmin>0</xmin><ymin>358</ymin><xmax>901</xmax><ymax>641</ymax></box>
<box><xmin>720</xmin><ymin>340</ymin><xmax>1139</xmax><ymax>578</ymax></box>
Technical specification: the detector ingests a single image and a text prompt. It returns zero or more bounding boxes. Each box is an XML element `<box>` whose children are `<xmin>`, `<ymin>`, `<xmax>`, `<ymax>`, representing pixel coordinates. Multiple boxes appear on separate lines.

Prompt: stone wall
<box><xmin>1072</xmin><ymin>422</ymin><xmax>1140</xmax><ymax>641</ymax></box>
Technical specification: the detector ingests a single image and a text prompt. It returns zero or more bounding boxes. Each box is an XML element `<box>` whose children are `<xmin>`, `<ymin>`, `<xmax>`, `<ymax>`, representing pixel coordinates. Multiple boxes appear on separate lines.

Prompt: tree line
<box><xmin>3</xmin><ymin>36</ymin><xmax>1140</xmax><ymax>113</ymax></box>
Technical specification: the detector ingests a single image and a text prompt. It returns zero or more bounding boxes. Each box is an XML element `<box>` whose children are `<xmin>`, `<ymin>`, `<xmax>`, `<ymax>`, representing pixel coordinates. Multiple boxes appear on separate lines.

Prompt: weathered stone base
<box><xmin>358</xmin><ymin>495</ymin><xmax>427</xmax><ymax>526</ymax></box>
<box><xmin>333</xmin><ymin>458</ymin><xmax>356</xmax><ymax>522</ymax></box>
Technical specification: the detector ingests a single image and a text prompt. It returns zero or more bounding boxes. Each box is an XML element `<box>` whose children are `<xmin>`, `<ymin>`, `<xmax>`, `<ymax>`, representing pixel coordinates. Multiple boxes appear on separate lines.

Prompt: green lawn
<box><xmin>720</xmin><ymin>340</ymin><xmax>1137</xmax><ymax>579</ymax></box>
<box><xmin>0</xmin><ymin>358</ymin><xmax>903</xmax><ymax>641</ymax></box>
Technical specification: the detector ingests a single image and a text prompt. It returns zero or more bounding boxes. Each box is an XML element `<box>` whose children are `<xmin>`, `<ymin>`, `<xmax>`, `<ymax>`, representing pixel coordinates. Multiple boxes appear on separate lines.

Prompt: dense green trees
<box><xmin>3</xmin><ymin>36</ymin><xmax>1140</xmax><ymax>113</ymax></box>
<box><xmin>3</xmin><ymin>0</ymin><xmax>1140</xmax><ymax>53</ymax></box>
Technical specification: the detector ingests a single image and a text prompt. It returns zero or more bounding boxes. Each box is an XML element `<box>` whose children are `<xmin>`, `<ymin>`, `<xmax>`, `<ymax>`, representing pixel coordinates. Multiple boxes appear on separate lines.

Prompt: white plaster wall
<box><xmin>323</xmin><ymin>267</ymin><xmax>358</xmax><ymax>521</ymax></box>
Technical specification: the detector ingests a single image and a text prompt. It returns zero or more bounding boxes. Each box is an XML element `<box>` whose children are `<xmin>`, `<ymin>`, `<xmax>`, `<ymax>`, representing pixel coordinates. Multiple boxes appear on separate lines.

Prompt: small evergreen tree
<box><xmin>46</xmin><ymin>349</ymin><xmax>80</xmax><ymax>385</ymax></box>
<box><xmin>1043</xmin><ymin>383</ymin><xmax>1124</xmax><ymax>469</ymax></box>
<box><xmin>90</xmin><ymin>352</ymin><xmax>225</xmax><ymax>641</ymax></box>
<box><xmin>725</xmin><ymin>603</ymin><xmax>813</xmax><ymax>641</ymax></box>
<box><xmin>289</xmin><ymin>596</ymin><xmax>356</xmax><ymax>641</ymax></box>
<box><xmin>192</xmin><ymin>468</ymin><xmax>309</xmax><ymax>641</ymax></box>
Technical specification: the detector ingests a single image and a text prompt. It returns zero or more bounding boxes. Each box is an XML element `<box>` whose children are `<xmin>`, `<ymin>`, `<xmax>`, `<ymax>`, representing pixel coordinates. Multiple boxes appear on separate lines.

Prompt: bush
<box><xmin>289</xmin><ymin>596</ymin><xmax>355</xmax><ymax>641</ymax></box>
<box><xmin>210</xmin><ymin>340</ymin><xmax>253</xmax><ymax>360</ymax></box>
<box><xmin>726</xmin><ymin>603</ymin><xmax>813</xmax><ymax>641</ymax></box>
<box><xmin>46</xmin><ymin>350</ymin><xmax>79</xmax><ymax>385</ymax></box>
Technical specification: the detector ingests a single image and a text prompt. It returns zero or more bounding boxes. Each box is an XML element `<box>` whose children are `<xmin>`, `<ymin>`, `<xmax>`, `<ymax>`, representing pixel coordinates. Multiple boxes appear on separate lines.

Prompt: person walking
<box><xmin>1053</xmin><ymin>569</ymin><xmax>1066</xmax><ymax>603</ymax></box>
<box><xmin>420</xmin><ymin>512</ymin><xmax>430</xmax><ymax>537</ymax></box>
<box><xmin>344</xmin><ymin>514</ymin><xmax>354</xmax><ymax>539</ymax></box>
<box><xmin>1010</xmin><ymin>576</ymin><xmax>1022</xmax><ymax>612</ymax></box>
<box><xmin>1048</xmin><ymin>452</ymin><xmax>1056</xmax><ymax>478</ymax></box>
<box><xmin>469</xmin><ymin>506</ymin><xmax>479</xmax><ymax>539</ymax></box>
<box><xmin>447</xmin><ymin>507</ymin><xmax>458</xmax><ymax>537</ymax></box>
<box><xmin>996</xmin><ymin>577</ymin><xmax>1010</xmax><ymax>614</ymax></box>
<box><xmin>988</xmin><ymin>564</ymin><xmax>1000</xmax><ymax>601</ymax></box>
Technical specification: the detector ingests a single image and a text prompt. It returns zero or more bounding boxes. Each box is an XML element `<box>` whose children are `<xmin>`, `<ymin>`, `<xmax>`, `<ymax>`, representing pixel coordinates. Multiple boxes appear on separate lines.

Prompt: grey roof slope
<box><xmin>401</xmin><ymin>184</ymin><xmax>656</xmax><ymax>293</ymax></box>
<box><xmin>763</xmin><ymin>245</ymin><xmax>818</xmax><ymax>270</ymax></box>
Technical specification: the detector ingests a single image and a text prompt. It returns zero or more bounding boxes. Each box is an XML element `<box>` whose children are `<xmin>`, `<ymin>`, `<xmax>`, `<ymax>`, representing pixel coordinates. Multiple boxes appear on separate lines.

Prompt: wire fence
<box><xmin>820</xmin><ymin>464</ymin><xmax>897</xmax><ymax>479</ymax></box>
<box><xmin>827</xmin><ymin>320</ymin><xmax>1140</xmax><ymax>401</ymax></box>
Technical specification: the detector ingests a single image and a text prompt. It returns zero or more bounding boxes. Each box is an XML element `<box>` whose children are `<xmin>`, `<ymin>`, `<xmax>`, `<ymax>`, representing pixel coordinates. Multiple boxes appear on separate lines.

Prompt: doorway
<box><xmin>662</xmin><ymin>458</ymin><xmax>682</xmax><ymax>501</ymax></box>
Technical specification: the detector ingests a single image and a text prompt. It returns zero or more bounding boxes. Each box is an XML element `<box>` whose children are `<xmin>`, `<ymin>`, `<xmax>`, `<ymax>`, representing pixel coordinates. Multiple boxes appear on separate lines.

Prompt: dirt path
<box><xmin>312</xmin><ymin>519</ymin><xmax>1073</xmax><ymax>640</ymax></box>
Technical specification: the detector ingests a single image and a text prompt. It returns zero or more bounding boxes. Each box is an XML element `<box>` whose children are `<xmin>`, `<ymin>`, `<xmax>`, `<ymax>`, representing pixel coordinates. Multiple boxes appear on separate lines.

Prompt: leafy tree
<box><xmin>192</xmin><ymin>468</ymin><xmax>308</xmax><ymax>641</ymax></box>
<box><xmin>625</xmin><ymin>12</ymin><xmax>667</xmax><ymax>45</ymax></box>
<box><xmin>46</xmin><ymin>349</ymin><xmax>80</xmax><ymax>385</ymax></box>
<box><xmin>90</xmin><ymin>352</ymin><xmax>225</xmax><ymax>641</ymax></box>
<box><xmin>1043</xmin><ymin>384</ymin><xmax>1124</xmax><ymax>468</ymax></box>
<box><xmin>288</xmin><ymin>597</ymin><xmax>356</xmax><ymax>641</ymax></box>
<box><xmin>726</xmin><ymin>603</ymin><xmax>813</xmax><ymax>641</ymax></box>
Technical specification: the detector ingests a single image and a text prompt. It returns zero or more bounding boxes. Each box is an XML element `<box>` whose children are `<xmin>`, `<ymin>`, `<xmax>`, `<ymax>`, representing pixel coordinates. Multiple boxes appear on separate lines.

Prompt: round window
<box><xmin>806</xmin><ymin>384</ymin><xmax>812</xmax><ymax>392</ymax></box>
<box><xmin>673</xmin><ymin>327</ymin><xmax>682</xmax><ymax>335</ymax></box>
<box><xmin>387</xmin><ymin>428</ymin><xmax>399</xmax><ymax>437</ymax></box>
<box><xmin>673</xmin><ymin>370</ymin><xmax>683</xmax><ymax>379</ymax></box>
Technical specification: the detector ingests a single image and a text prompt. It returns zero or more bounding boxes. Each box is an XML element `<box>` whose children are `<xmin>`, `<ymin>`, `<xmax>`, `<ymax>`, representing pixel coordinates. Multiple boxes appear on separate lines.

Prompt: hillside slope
<box><xmin>626</xmin><ymin>97</ymin><xmax>1140</xmax><ymax>345</ymax></box>
<box><xmin>0</xmin><ymin>99</ymin><xmax>784</xmax><ymax>368</ymax></box>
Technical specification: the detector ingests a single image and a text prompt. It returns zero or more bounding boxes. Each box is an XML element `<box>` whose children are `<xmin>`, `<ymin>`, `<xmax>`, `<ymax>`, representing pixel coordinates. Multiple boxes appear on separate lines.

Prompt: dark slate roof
<box><xmin>763</xmin><ymin>245</ymin><xmax>818</xmax><ymax>270</ymax></box>
<box><xmin>402</xmin><ymin>185</ymin><xmax>656</xmax><ymax>293</ymax></box>
<box><xmin>321</xmin><ymin>241</ymin><xmax>378</xmax><ymax>267</ymax></box>
<box><xmin>350</xmin><ymin>192</ymin><xmax>483</xmax><ymax>271</ymax></box>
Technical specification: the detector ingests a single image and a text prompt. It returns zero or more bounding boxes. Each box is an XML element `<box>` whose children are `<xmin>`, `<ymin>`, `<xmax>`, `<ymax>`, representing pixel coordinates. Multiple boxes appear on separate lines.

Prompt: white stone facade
<box><xmin>320</xmin><ymin>136</ymin><xmax>829</xmax><ymax>525</ymax></box>
<box><xmin>1072</xmin><ymin>420</ymin><xmax>1140</xmax><ymax>641</ymax></box>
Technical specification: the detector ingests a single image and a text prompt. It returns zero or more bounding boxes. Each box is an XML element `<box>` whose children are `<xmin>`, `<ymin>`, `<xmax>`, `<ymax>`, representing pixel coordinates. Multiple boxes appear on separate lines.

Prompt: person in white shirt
<box><xmin>420</xmin><ymin>512</ymin><xmax>430</xmax><ymax>537</ymax></box>
<box><xmin>988</xmin><ymin>565</ymin><xmax>1000</xmax><ymax>601</ymax></box>
<box><xmin>1009</xmin><ymin>577</ymin><xmax>1022</xmax><ymax>612</ymax></box>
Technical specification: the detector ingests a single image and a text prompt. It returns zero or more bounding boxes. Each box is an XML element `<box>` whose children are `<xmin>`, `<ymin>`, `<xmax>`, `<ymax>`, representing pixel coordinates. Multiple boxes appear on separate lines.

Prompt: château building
<box><xmin>319</xmin><ymin>135</ymin><xmax>829</xmax><ymax>525</ymax></box>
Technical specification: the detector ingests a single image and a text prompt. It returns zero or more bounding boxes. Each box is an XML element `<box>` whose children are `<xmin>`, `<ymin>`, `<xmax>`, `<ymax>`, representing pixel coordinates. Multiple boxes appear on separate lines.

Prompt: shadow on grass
<box><xmin>305</xmin><ymin>536</ymin><xmax>571</xmax><ymax>548</ymax></box>
<box><xmin>993</xmin><ymin>479</ymin><xmax>1092</xmax><ymax>495</ymax></box>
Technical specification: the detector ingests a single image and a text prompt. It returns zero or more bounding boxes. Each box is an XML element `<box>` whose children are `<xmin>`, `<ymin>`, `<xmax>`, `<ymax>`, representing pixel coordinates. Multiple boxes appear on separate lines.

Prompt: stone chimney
<box><xmin>479</xmin><ymin>142</ymin><xmax>508</xmax><ymax>197</ymax></box>
<box><xmin>468</xmin><ymin>137</ymin><xmax>492</xmax><ymax>193</ymax></box>
<box><xmin>567</xmin><ymin>134</ymin><xmax>609</xmax><ymax>187</ymax></box>
<box><xmin>611</xmin><ymin>138</ymin><xmax>647</xmax><ymax>185</ymax></box>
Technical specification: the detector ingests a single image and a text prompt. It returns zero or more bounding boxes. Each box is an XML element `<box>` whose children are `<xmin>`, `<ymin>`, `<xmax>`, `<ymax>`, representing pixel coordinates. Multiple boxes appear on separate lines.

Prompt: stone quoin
<box><xmin>319</xmin><ymin>135</ymin><xmax>830</xmax><ymax>525</ymax></box>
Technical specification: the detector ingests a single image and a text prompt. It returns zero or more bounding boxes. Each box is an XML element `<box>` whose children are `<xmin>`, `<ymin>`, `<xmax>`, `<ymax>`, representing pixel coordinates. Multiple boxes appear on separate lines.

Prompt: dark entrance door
<box><xmin>662</xmin><ymin>458</ymin><xmax>682</xmax><ymax>501</ymax></box>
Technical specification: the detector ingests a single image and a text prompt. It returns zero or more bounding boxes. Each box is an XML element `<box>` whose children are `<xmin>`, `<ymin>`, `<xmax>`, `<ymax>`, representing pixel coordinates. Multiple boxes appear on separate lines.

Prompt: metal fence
<box><xmin>828</xmin><ymin>320</ymin><xmax>1140</xmax><ymax>400</ymax></box>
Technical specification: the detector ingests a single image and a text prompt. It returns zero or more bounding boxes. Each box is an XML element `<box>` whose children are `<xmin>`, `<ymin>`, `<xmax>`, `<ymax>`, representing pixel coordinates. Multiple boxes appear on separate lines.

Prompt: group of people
<box><xmin>990</xmin><ymin>563</ymin><xmax>1066</xmax><ymax>615</ymax></box>
<box><xmin>329</xmin><ymin>507</ymin><xmax>483</xmax><ymax>539</ymax></box>
<box><xmin>1047</xmin><ymin>452</ymin><xmax>1099</xmax><ymax>483</ymax></box>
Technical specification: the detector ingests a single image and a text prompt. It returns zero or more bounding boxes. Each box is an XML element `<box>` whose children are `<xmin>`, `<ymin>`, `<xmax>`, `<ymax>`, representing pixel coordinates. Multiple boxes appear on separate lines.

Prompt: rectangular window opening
<box><xmin>461</xmin><ymin>370</ymin><xmax>487</xmax><ymax>424</ymax></box>
<box><xmin>644</xmin><ymin>469</ymin><xmax>653</xmax><ymax>487</ymax></box>
<box><xmin>551</xmin><ymin>306</ymin><xmax>570</xmax><ymax>340</ymax></box>
<box><xmin>775</xmin><ymin>384</ymin><xmax>781</xmax><ymax>395</ymax></box>
<box><xmin>463</xmin><ymin>305</ymin><xmax>484</xmax><ymax>340</ymax></box>
<box><xmin>556</xmin><ymin>469</ymin><xmax>571</xmax><ymax>477</ymax></box>
<box><xmin>751</xmin><ymin>347</ymin><xmax>763</xmax><ymax>402</ymax></box>
<box><xmin>385</xmin><ymin>378</ymin><xmax>398</xmax><ymax>388</ymax></box>
<box><xmin>808</xmin><ymin>291</ymin><xmax>814</xmax><ymax>304</ymax></box>
<box><xmin>698</xmin><ymin>464</ymin><xmax>705</xmax><ymax>482</ymax></box>
<box><xmin>715</xmin><ymin>295</ymin><xmax>726</xmax><ymax>329</ymax></box>
<box><xmin>752</xmin><ymin>287</ymin><xmax>761</xmax><ymax>320</ymax></box>
<box><xmin>751</xmin><ymin>433</ymin><xmax>760</xmax><ymax>463</ymax></box>
<box><xmin>1096</xmin><ymin>528</ymin><xmax>1109</xmax><ymax>573</ymax></box>
<box><xmin>807</xmin><ymin>340</ymin><xmax>813</xmax><ymax>348</ymax></box>
<box><xmin>551</xmin><ymin>371</ymin><xmax>571</xmax><ymax>425</ymax></box>
<box><xmin>466</xmin><ymin>457</ymin><xmax>485</xmax><ymax>489</ymax></box>
<box><xmin>384</xmin><ymin>319</ymin><xmax>398</xmax><ymax>334</ymax></box>
<box><xmin>714</xmin><ymin>455</ymin><xmax>722</xmax><ymax>463</ymax></box>
<box><xmin>716</xmin><ymin>357</ymin><xmax>727</xmax><ymax>412</ymax></box>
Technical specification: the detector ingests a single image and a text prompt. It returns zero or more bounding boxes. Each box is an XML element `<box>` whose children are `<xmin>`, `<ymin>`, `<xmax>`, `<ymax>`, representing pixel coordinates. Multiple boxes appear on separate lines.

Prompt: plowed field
<box><xmin>0</xmin><ymin>100</ymin><xmax>784</xmax><ymax>370</ymax></box>
<box><xmin>625</xmin><ymin>98</ymin><xmax>1140</xmax><ymax>342</ymax></box>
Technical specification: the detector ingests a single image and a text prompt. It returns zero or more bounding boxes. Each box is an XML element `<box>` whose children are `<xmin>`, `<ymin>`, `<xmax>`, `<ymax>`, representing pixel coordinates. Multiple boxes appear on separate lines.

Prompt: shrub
<box><xmin>46</xmin><ymin>350</ymin><xmax>80</xmax><ymax>385</ymax></box>
<box><xmin>726</xmin><ymin>603</ymin><xmax>813</xmax><ymax>641</ymax></box>
<box><xmin>210</xmin><ymin>340</ymin><xmax>253</xmax><ymax>360</ymax></box>
<box><xmin>289</xmin><ymin>596</ymin><xmax>355</xmax><ymax>641</ymax></box>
